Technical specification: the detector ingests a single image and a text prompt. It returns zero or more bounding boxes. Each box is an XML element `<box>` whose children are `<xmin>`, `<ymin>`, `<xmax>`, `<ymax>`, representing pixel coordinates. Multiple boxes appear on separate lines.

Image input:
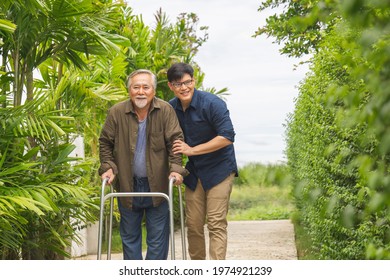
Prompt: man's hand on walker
<box><xmin>169</xmin><ymin>172</ymin><xmax>183</xmax><ymax>185</ymax></box>
<box><xmin>101</xmin><ymin>169</ymin><xmax>115</xmax><ymax>184</ymax></box>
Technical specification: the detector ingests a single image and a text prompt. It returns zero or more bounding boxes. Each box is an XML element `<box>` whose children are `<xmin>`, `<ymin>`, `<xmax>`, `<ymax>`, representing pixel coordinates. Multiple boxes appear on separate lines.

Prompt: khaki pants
<box><xmin>185</xmin><ymin>173</ymin><xmax>234</xmax><ymax>260</ymax></box>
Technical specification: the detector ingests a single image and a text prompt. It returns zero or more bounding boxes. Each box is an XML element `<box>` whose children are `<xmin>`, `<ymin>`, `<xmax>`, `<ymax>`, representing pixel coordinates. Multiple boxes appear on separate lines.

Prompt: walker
<box><xmin>97</xmin><ymin>177</ymin><xmax>186</xmax><ymax>260</ymax></box>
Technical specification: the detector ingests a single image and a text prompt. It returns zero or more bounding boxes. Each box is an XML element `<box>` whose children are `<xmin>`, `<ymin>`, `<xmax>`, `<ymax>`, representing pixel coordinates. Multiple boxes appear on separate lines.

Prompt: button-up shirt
<box><xmin>169</xmin><ymin>89</ymin><xmax>238</xmax><ymax>191</ymax></box>
<box><xmin>99</xmin><ymin>97</ymin><xmax>188</xmax><ymax>208</ymax></box>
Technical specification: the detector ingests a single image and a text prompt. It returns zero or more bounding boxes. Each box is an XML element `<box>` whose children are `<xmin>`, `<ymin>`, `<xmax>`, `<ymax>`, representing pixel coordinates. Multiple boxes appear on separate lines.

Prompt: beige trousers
<box><xmin>185</xmin><ymin>173</ymin><xmax>234</xmax><ymax>260</ymax></box>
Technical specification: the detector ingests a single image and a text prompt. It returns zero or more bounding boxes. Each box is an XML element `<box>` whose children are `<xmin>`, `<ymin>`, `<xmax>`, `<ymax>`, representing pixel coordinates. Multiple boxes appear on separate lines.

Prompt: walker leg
<box><xmin>107</xmin><ymin>195</ymin><xmax>114</xmax><ymax>260</ymax></box>
<box><xmin>169</xmin><ymin>178</ymin><xmax>176</xmax><ymax>260</ymax></box>
<box><xmin>97</xmin><ymin>178</ymin><xmax>109</xmax><ymax>260</ymax></box>
<box><xmin>178</xmin><ymin>185</ymin><xmax>187</xmax><ymax>260</ymax></box>
<box><xmin>168</xmin><ymin>178</ymin><xmax>187</xmax><ymax>260</ymax></box>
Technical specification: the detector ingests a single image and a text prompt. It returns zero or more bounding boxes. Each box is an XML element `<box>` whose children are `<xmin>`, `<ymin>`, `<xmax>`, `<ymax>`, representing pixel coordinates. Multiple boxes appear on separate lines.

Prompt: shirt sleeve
<box><xmin>98</xmin><ymin>109</ymin><xmax>119</xmax><ymax>175</ymax></box>
<box><xmin>209</xmin><ymin>97</ymin><xmax>236</xmax><ymax>142</ymax></box>
<box><xmin>164</xmin><ymin>105</ymin><xmax>189</xmax><ymax>177</ymax></box>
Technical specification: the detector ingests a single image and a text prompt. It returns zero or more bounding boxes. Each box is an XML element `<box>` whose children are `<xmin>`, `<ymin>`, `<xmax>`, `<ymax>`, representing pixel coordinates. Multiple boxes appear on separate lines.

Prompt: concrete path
<box><xmin>77</xmin><ymin>219</ymin><xmax>297</xmax><ymax>260</ymax></box>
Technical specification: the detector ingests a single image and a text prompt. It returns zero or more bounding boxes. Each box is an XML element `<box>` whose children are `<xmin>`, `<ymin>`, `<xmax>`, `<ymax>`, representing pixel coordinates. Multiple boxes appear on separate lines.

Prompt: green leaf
<box><xmin>0</xmin><ymin>19</ymin><xmax>16</xmax><ymax>33</ymax></box>
<box><xmin>6</xmin><ymin>197</ymin><xmax>51</xmax><ymax>216</ymax></box>
<box><xmin>0</xmin><ymin>163</ymin><xmax>40</xmax><ymax>176</ymax></box>
<box><xmin>31</xmin><ymin>192</ymin><xmax>53</xmax><ymax>209</ymax></box>
<box><xmin>45</xmin><ymin>119</ymin><xmax>66</xmax><ymax>136</ymax></box>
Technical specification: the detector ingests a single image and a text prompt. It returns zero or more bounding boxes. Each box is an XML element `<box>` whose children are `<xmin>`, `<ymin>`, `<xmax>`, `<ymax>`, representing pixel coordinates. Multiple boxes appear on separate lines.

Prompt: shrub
<box><xmin>287</xmin><ymin>18</ymin><xmax>390</xmax><ymax>259</ymax></box>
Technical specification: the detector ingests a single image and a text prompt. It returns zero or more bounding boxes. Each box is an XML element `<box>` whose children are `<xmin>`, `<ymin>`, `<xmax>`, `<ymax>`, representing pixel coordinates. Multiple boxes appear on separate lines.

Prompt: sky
<box><xmin>126</xmin><ymin>0</ymin><xmax>309</xmax><ymax>167</ymax></box>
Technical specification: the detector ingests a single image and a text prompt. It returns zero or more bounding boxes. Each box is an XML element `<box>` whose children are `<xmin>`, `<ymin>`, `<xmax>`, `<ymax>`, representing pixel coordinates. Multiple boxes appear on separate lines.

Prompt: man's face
<box><xmin>129</xmin><ymin>73</ymin><xmax>155</xmax><ymax>110</ymax></box>
<box><xmin>168</xmin><ymin>74</ymin><xmax>195</xmax><ymax>108</ymax></box>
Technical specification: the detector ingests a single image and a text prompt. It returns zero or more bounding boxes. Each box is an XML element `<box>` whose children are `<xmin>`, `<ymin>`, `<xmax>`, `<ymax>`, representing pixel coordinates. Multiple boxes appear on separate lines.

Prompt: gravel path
<box><xmin>224</xmin><ymin>220</ymin><xmax>297</xmax><ymax>260</ymax></box>
<box><xmin>80</xmin><ymin>219</ymin><xmax>297</xmax><ymax>260</ymax></box>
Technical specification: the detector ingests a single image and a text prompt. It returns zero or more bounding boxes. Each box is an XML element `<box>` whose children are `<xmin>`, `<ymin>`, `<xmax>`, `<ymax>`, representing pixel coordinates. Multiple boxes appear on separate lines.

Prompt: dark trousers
<box><xmin>118</xmin><ymin>177</ymin><xmax>169</xmax><ymax>260</ymax></box>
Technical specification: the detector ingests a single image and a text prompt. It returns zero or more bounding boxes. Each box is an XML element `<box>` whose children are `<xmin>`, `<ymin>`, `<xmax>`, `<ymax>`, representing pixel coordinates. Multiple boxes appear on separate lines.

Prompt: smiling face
<box><xmin>168</xmin><ymin>74</ymin><xmax>195</xmax><ymax>110</ymax></box>
<box><xmin>128</xmin><ymin>73</ymin><xmax>155</xmax><ymax>110</ymax></box>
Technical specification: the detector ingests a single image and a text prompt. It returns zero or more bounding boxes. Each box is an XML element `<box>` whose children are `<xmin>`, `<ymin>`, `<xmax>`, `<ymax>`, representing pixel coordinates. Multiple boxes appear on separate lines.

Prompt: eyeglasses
<box><xmin>171</xmin><ymin>79</ymin><xmax>194</xmax><ymax>89</ymax></box>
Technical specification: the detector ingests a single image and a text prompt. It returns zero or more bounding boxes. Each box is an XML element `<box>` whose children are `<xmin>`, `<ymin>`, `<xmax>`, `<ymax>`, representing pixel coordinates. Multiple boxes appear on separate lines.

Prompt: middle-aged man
<box><xmin>98</xmin><ymin>69</ymin><xmax>188</xmax><ymax>260</ymax></box>
<box><xmin>167</xmin><ymin>62</ymin><xmax>238</xmax><ymax>260</ymax></box>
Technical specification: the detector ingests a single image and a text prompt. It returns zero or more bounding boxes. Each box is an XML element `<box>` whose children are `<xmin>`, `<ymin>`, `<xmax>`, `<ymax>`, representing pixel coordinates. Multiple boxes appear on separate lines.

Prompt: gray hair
<box><xmin>126</xmin><ymin>69</ymin><xmax>157</xmax><ymax>89</ymax></box>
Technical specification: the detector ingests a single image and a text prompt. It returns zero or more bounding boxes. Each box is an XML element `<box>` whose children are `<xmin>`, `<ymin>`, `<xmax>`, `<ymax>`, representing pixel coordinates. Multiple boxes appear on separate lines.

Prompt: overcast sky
<box><xmin>126</xmin><ymin>0</ymin><xmax>309</xmax><ymax>167</ymax></box>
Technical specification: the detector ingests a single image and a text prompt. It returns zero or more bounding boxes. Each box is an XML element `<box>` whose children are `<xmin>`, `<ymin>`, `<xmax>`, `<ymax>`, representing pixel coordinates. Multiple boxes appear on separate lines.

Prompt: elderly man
<box><xmin>99</xmin><ymin>69</ymin><xmax>188</xmax><ymax>260</ymax></box>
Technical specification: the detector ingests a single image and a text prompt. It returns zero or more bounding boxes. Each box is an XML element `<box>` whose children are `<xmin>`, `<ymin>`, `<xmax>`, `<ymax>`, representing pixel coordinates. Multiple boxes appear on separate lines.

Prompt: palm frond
<box><xmin>0</xmin><ymin>18</ymin><xmax>16</xmax><ymax>33</ymax></box>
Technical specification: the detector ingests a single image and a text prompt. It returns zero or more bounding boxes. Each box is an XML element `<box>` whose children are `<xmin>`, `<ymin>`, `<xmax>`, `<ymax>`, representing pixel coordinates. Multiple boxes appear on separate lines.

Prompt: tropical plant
<box><xmin>0</xmin><ymin>0</ymin><xmax>130</xmax><ymax>259</ymax></box>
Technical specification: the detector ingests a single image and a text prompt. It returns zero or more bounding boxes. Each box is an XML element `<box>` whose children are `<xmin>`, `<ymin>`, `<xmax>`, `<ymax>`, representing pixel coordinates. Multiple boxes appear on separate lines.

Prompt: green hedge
<box><xmin>287</xmin><ymin>18</ymin><xmax>390</xmax><ymax>259</ymax></box>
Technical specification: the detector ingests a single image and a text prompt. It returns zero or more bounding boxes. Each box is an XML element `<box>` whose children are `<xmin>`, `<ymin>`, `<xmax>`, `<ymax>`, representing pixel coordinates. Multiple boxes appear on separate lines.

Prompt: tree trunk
<box><xmin>26</xmin><ymin>69</ymin><xmax>34</xmax><ymax>102</ymax></box>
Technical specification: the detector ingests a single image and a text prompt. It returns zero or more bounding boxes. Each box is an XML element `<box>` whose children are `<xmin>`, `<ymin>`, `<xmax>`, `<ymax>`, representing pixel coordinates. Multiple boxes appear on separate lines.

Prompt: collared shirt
<box><xmin>169</xmin><ymin>89</ymin><xmax>238</xmax><ymax>191</ymax></box>
<box><xmin>99</xmin><ymin>97</ymin><xmax>188</xmax><ymax>208</ymax></box>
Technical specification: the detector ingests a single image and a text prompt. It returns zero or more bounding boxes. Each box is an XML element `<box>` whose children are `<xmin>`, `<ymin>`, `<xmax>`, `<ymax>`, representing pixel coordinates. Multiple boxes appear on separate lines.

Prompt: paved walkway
<box><xmin>77</xmin><ymin>219</ymin><xmax>297</xmax><ymax>260</ymax></box>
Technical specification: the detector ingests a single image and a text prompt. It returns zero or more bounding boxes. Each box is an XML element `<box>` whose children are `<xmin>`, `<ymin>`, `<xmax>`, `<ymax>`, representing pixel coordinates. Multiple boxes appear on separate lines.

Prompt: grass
<box><xmin>290</xmin><ymin>212</ymin><xmax>320</xmax><ymax>260</ymax></box>
<box><xmin>228</xmin><ymin>184</ymin><xmax>294</xmax><ymax>221</ymax></box>
<box><xmin>228</xmin><ymin>163</ymin><xmax>294</xmax><ymax>221</ymax></box>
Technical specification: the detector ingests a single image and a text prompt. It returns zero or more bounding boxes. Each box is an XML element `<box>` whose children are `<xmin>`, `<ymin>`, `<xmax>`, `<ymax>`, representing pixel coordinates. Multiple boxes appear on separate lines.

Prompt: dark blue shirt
<box><xmin>169</xmin><ymin>89</ymin><xmax>238</xmax><ymax>191</ymax></box>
